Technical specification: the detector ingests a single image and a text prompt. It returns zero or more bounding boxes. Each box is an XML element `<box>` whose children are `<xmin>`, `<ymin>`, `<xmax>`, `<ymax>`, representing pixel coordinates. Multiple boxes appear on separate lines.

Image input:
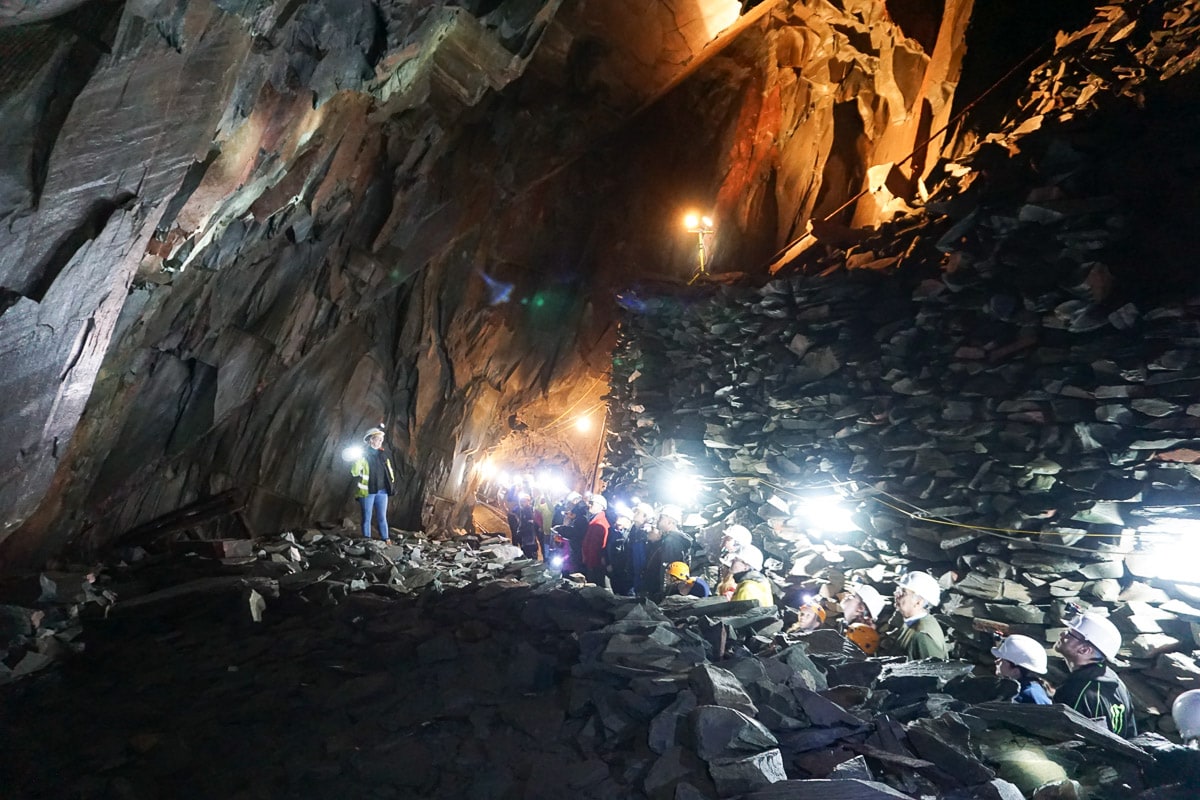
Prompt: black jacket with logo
<box><xmin>1055</xmin><ymin>661</ymin><xmax>1136</xmax><ymax>737</ymax></box>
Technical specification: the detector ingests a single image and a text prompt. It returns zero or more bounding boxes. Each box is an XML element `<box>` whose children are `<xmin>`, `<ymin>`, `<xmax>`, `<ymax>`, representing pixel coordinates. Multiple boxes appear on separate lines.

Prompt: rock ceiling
<box><xmin>0</xmin><ymin>0</ymin><xmax>1188</xmax><ymax>571</ymax></box>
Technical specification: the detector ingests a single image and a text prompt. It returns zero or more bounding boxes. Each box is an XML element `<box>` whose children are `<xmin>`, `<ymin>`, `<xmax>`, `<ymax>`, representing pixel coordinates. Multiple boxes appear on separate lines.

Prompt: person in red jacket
<box><xmin>581</xmin><ymin>495</ymin><xmax>610</xmax><ymax>587</ymax></box>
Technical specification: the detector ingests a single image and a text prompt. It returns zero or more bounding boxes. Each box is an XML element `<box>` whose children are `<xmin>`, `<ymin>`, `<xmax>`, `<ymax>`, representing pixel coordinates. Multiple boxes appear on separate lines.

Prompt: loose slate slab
<box><xmin>906</xmin><ymin>713</ymin><xmax>995</xmax><ymax>786</ymax></box>
<box><xmin>828</xmin><ymin>755</ymin><xmax>874</xmax><ymax>781</ymax></box>
<box><xmin>878</xmin><ymin>659</ymin><xmax>977</xmax><ymax>685</ymax></box>
<box><xmin>773</xmin><ymin>645</ymin><xmax>829</xmax><ymax>691</ymax></box>
<box><xmin>690</xmin><ymin>705</ymin><xmax>779</xmax><ymax>762</ymax></box>
<box><xmin>709</xmin><ymin>748</ymin><xmax>788</xmax><ymax>797</ymax></box>
<box><xmin>742</xmin><ymin>777</ymin><xmax>914</xmax><ymax>799</ymax></box>
<box><xmin>968</xmin><ymin>700</ymin><xmax>1152</xmax><ymax>763</ymax></box>
<box><xmin>648</xmin><ymin>690</ymin><xmax>697</xmax><ymax>755</ymax></box>
<box><xmin>690</xmin><ymin>663</ymin><xmax>759</xmax><ymax>716</ymax></box>
<box><xmin>944</xmin><ymin>778</ymin><xmax>1026</xmax><ymax>800</ymax></box>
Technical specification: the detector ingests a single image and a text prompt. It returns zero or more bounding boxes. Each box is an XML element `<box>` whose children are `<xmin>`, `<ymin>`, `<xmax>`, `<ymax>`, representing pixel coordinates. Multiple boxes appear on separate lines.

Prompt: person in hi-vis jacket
<box><xmin>350</xmin><ymin>427</ymin><xmax>396</xmax><ymax>542</ymax></box>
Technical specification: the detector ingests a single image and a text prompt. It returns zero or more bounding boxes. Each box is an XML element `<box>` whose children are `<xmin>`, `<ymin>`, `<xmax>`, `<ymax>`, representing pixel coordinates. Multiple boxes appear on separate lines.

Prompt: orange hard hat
<box><xmin>667</xmin><ymin>561</ymin><xmax>690</xmax><ymax>581</ymax></box>
<box><xmin>847</xmin><ymin>623</ymin><xmax>880</xmax><ymax>655</ymax></box>
<box><xmin>802</xmin><ymin>603</ymin><xmax>826</xmax><ymax>624</ymax></box>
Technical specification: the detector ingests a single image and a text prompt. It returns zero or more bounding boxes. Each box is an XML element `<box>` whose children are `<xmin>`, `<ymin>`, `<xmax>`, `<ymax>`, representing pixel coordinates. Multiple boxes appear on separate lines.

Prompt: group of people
<box><xmin>658</xmin><ymin>519</ymin><xmax>1143</xmax><ymax>740</ymax></box>
<box><xmin>504</xmin><ymin>489</ymin><xmax>700</xmax><ymax>601</ymax></box>
<box><xmin>348</xmin><ymin>443</ymin><xmax>1152</xmax><ymax>743</ymax></box>
<box><xmin>755</xmin><ymin>533</ymin><xmax>1140</xmax><ymax>738</ymax></box>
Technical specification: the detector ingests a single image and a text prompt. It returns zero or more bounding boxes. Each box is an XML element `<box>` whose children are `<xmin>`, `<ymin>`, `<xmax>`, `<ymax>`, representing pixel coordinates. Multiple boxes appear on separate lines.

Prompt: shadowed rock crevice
<box><xmin>27</xmin><ymin>191</ymin><xmax>136</xmax><ymax>301</ymax></box>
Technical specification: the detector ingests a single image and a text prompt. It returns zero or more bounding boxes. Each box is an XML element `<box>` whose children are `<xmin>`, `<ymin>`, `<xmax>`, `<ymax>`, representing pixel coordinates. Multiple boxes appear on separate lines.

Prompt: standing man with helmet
<box><xmin>891</xmin><ymin>571</ymin><xmax>948</xmax><ymax>660</ymax></box>
<box><xmin>581</xmin><ymin>495</ymin><xmax>610</xmax><ymax>586</ymax></box>
<box><xmin>350</xmin><ymin>427</ymin><xmax>396</xmax><ymax>543</ymax></box>
<box><xmin>658</xmin><ymin>506</ymin><xmax>692</xmax><ymax>568</ymax></box>
<box><xmin>628</xmin><ymin>503</ymin><xmax>655</xmax><ymax>594</ymax></box>
<box><xmin>637</xmin><ymin>505</ymin><xmax>687</xmax><ymax>601</ymax></box>
<box><xmin>1055</xmin><ymin>611</ymin><xmax>1137</xmax><ymax>737</ymax></box>
<box><xmin>993</xmin><ymin>634</ymin><xmax>1052</xmax><ymax>704</ymax></box>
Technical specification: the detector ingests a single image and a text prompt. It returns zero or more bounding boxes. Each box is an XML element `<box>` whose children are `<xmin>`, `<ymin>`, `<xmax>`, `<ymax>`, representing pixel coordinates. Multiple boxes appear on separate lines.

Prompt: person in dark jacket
<box><xmin>606</xmin><ymin>514</ymin><xmax>636</xmax><ymax>596</ymax></box>
<box><xmin>992</xmin><ymin>634</ymin><xmax>1052</xmax><ymax>705</ymax></box>
<box><xmin>349</xmin><ymin>427</ymin><xmax>396</xmax><ymax>542</ymax></box>
<box><xmin>658</xmin><ymin>507</ymin><xmax>692</xmax><ymax>567</ymax></box>
<box><xmin>638</xmin><ymin>505</ymin><xmax>687</xmax><ymax>601</ymax></box>
<box><xmin>1054</xmin><ymin>611</ymin><xmax>1136</xmax><ymax>737</ymax></box>
<box><xmin>565</xmin><ymin>492</ymin><xmax>590</xmax><ymax>572</ymax></box>
<box><xmin>627</xmin><ymin>503</ymin><xmax>653</xmax><ymax>594</ymax></box>
<box><xmin>513</xmin><ymin>493</ymin><xmax>540</xmax><ymax>560</ymax></box>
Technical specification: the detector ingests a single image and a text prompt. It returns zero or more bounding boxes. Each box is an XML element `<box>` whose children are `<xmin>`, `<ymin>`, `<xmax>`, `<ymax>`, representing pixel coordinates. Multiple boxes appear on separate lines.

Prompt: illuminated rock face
<box><xmin>0</xmin><ymin>0</ymin><xmax>985</xmax><ymax>566</ymax></box>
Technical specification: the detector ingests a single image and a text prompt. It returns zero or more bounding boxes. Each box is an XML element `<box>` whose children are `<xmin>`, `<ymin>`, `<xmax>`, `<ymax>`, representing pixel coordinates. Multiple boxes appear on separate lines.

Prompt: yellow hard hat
<box><xmin>667</xmin><ymin>561</ymin><xmax>690</xmax><ymax>581</ymax></box>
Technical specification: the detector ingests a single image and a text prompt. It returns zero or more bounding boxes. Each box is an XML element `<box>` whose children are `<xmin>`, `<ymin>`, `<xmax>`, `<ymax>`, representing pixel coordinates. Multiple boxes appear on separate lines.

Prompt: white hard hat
<box><xmin>1172</xmin><ymin>689</ymin><xmax>1200</xmax><ymax>740</ymax></box>
<box><xmin>566</xmin><ymin>492</ymin><xmax>582</xmax><ymax>503</ymax></box>
<box><xmin>589</xmin><ymin>495</ymin><xmax>608</xmax><ymax>511</ymax></box>
<box><xmin>897</xmin><ymin>571</ymin><xmax>941</xmax><ymax>607</ymax></box>
<box><xmin>1067</xmin><ymin>612</ymin><xmax>1122</xmax><ymax>661</ymax></box>
<box><xmin>658</xmin><ymin>505</ymin><xmax>682</xmax><ymax>524</ymax></box>
<box><xmin>736</xmin><ymin>544</ymin><xmax>764</xmax><ymax>572</ymax></box>
<box><xmin>850</xmin><ymin>584</ymin><xmax>887</xmax><ymax>620</ymax></box>
<box><xmin>991</xmin><ymin>634</ymin><xmax>1048</xmax><ymax>675</ymax></box>
<box><xmin>723</xmin><ymin>524</ymin><xmax>752</xmax><ymax>549</ymax></box>
<box><xmin>362</xmin><ymin>427</ymin><xmax>385</xmax><ymax>441</ymax></box>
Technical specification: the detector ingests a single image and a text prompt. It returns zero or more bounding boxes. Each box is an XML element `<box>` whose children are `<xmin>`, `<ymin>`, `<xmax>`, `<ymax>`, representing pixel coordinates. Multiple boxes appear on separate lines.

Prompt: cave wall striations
<box><xmin>0</xmin><ymin>0</ymin><xmax>784</xmax><ymax>566</ymax></box>
<box><xmin>592</xmin><ymin>0</ymin><xmax>976</xmax><ymax>282</ymax></box>
<box><xmin>644</xmin><ymin>0</ymin><xmax>976</xmax><ymax>275</ymax></box>
<box><xmin>0</xmin><ymin>0</ymin><xmax>971</xmax><ymax>568</ymax></box>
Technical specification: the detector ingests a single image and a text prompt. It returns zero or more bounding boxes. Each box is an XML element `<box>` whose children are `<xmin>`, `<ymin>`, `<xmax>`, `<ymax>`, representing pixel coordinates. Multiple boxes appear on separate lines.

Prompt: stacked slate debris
<box><xmin>0</xmin><ymin>569</ymin><xmax>113</xmax><ymax>684</ymax></box>
<box><xmin>3</xmin><ymin>537</ymin><xmax>1196</xmax><ymax>799</ymax></box>
<box><xmin>603</xmin><ymin>0</ymin><xmax>1200</xmax><ymax>737</ymax></box>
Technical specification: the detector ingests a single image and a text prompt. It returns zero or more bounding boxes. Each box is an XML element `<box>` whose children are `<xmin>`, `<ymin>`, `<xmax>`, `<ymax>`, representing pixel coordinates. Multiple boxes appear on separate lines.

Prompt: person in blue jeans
<box><xmin>350</xmin><ymin>427</ymin><xmax>396</xmax><ymax>542</ymax></box>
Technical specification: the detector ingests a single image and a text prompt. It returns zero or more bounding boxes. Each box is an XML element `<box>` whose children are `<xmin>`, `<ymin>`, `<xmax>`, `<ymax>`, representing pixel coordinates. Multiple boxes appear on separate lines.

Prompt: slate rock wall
<box><xmin>603</xmin><ymin>0</ymin><xmax>1200</xmax><ymax>731</ymax></box>
<box><xmin>0</xmin><ymin>0</ymin><xmax>990</xmax><ymax>569</ymax></box>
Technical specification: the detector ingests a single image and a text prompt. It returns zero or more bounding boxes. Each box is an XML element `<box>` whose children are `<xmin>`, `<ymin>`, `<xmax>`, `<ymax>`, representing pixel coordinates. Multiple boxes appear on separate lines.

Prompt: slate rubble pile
<box><xmin>603</xmin><ymin>0</ymin><xmax>1200</xmax><ymax>738</ymax></box>
<box><xmin>3</xmin><ymin>533</ymin><xmax>1196</xmax><ymax>799</ymax></box>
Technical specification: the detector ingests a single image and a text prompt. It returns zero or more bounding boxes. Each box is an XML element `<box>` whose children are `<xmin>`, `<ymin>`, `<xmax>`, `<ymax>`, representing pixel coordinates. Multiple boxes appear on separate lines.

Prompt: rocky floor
<box><xmin>3</xmin><ymin>530</ymin><xmax>1200</xmax><ymax>800</ymax></box>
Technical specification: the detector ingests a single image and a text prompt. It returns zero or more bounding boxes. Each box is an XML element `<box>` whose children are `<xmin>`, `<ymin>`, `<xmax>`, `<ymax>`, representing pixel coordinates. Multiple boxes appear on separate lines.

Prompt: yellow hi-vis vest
<box><xmin>731</xmin><ymin>571</ymin><xmax>774</xmax><ymax>608</ymax></box>
<box><xmin>350</xmin><ymin>452</ymin><xmax>395</xmax><ymax>498</ymax></box>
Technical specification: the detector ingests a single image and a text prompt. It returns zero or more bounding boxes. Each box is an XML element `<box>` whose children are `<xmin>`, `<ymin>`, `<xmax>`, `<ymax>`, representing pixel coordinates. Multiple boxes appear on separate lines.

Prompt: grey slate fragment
<box><xmin>878</xmin><ymin>659</ymin><xmax>976</xmax><ymax>684</ymax></box>
<box><xmin>828</xmin><ymin>755</ymin><xmax>873</xmax><ymax>781</ymax></box>
<box><xmin>690</xmin><ymin>705</ymin><xmax>779</xmax><ymax>762</ymax></box>
<box><xmin>772</xmin><ymin>645</ymin><xmax>828</xmax><ymax>691</ymax></box>
<box><xmin>906</xmin><ymin>713</ymin><xmax>995</xmax><ymax>786</ymax></box>
<box><xmin>709</xmin><ymin>748</ymin><xmax>787</xmax><ymax>797</ymax></box>
<box><xmin>644</xmin><ymin>746</ymin><xmax>708</xmax><ymax>800</ymax></box>
<box><xmin>649</xmin><ymin>690</ymin><xmax>697</xmax><ymax>755</ymax></box>
<box><xmin>968</xmin><ymin>701</ymin><xmax>1152</xmax><ymax>763</ymax></box>
<box><xmin>794</xmin><ymin>687</ymin><xmax>867</xmax><ymax>729</ymax></box>
<box><xmin>689</xmin><ymin>663</ymin><xmax>758</xmax><ymax>716</ymax></box>
<box><xmin>944</xmin><ymin>778</ymin><xmax>1026</xmax><ymax>800</ymax></box>
<box><xmin>742</xmin><ymin>777</ymin><xmax>914</xmax><ymax>799</ymax></box>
